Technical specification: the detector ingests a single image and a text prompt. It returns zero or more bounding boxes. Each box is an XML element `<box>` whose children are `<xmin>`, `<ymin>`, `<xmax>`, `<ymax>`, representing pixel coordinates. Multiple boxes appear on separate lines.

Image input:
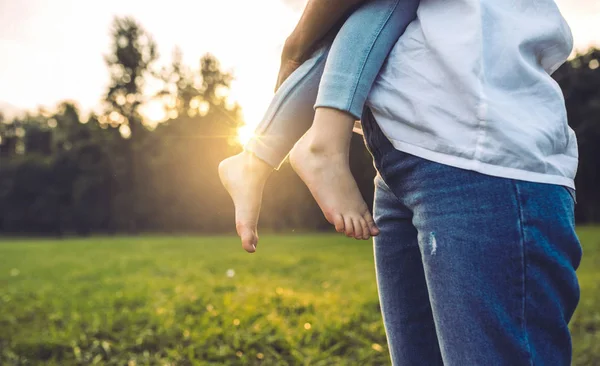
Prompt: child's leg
<box><xmin>291</xmin><ymin>0</ymin><xmax>419</xmax><ymax>237</ymax></box>
<box><xmin>220</xmin><ymin>0</ymin><xmax>419</xmax><ymax>249</ymax></box>
<box><xmin>290</xmin><ymin>108</ymin><xmax>373</xmax><ymax>239</ymax></box>
<box><xmin>245</xmin><ymin>0</ymin><xmax>419</xmax><ymax>169</ymax></box>
<box><xmin>245</xmin><ymin>45</ymin><xmax>330</xmax><ymax>169</ymax></box>
<box><xmin>315</xmin><ymin>0</ymin><xmax>419</xmax><ymax>119</ymax></box>
<box><xmin>219</xmin><ymin>45</ymin><xmax>330</xmax><ymax>252</ymax></box>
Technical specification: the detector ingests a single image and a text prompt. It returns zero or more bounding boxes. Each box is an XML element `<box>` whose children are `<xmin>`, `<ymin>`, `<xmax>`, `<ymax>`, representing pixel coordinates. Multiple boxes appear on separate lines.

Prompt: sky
<box><xmin>0</xmin><ymin>0</ymin><xmax>599</xmax><ymax>127</ymax></box>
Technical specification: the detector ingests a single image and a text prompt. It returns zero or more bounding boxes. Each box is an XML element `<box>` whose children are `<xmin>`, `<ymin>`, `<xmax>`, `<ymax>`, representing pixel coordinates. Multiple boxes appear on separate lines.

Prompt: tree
<box><xmin>0</xmin><ymin>119</ymin><xmax>19</xmax><ymax>158</ymax></box>
<box><xmin>104</xmin><ymin>16</ymin><xmax>158</xmax><ymax>232</ymax></box>
<box><xmin>554</xmin><ymin>48</ymin><xmax>600</xmax><ymax>222</ymax></box>
<box><xmin>144</xmin><ymin>52</ymin><xmax>243</xmax><ymax>232</ymax></box>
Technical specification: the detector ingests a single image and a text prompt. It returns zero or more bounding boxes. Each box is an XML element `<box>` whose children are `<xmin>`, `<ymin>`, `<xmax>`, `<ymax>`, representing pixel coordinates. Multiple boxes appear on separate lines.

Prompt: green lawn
<box><xmin>0</xmin><ymin>228</ymin><xmax>599</xmax><ymax>365</ymax></box>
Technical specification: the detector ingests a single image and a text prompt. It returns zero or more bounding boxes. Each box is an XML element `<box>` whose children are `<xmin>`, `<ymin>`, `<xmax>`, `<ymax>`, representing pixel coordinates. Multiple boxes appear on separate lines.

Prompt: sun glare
<box><xmin>237</xmin><ymin>124</ymin><xmax>256</xmax><ymax>146</ymax></box>
<box><xmin>140</xmin><ymin>100</ymin><xmax>167</xmax><ymax>125</ymax></box>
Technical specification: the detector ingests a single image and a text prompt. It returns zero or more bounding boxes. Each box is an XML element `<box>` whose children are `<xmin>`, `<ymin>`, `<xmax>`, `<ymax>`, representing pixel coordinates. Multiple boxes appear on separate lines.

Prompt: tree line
<box><xmin>0</xmin><ymin>17</ymin><xmax>598</xmax><ymax>236</ymax></box>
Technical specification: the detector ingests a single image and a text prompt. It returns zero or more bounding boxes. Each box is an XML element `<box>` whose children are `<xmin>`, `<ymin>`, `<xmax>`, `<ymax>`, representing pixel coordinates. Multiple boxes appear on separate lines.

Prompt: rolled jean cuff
<box><xmin>314</xmin><ymin>72</ymin><xmax>368</xmax><ymax>120</ymax></box>
<box><xmin>244</xmin><ymin>135</ymin><xmax>293</xmax><ymax>170</ymax></box>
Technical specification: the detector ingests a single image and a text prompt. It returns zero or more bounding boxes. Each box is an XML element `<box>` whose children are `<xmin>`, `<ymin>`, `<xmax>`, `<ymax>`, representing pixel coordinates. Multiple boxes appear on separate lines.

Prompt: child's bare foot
<box><xmin>290</xmin><ymin>108</ymin><xmax>379</xmax><ymax>240</ymax></box>
<box><xmin>219</xmin><ymin>152</ymin><xmax>272</xmax><ymax>253</ymax></box>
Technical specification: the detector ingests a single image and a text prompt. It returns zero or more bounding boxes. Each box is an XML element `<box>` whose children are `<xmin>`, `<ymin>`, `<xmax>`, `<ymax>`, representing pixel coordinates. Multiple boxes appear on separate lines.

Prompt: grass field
<box><xmin>0</xmin><ymin>228</ymin><xmax>599</xmax><ymax>365</ymax></box>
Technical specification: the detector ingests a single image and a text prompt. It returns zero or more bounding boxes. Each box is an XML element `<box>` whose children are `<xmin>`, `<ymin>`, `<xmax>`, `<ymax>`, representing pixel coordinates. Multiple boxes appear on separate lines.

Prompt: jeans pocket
<box><xmin>564</xmin><ymin>186</ymin><xmax>577</xmax><ymax>204</ymax></box>
<box><xmin>361</xmin><ymin>107</ymin><xmax>377</xmax><ymax>156</ymax></box>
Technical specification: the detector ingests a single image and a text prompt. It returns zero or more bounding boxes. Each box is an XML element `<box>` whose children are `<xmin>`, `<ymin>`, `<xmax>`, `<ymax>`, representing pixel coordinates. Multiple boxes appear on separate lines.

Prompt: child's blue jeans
<box><xmin>245</xmin><ymin>0</ymin><xmax>419</xmax><ymax>169</ymax></box>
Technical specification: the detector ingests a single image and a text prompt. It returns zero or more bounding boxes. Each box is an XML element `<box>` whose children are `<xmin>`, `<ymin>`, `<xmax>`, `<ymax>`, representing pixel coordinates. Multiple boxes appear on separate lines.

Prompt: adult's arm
<box><xmin>276</xmin><ymin>0</ymin><xmax>369</xmax><ymax>90</ymax></box>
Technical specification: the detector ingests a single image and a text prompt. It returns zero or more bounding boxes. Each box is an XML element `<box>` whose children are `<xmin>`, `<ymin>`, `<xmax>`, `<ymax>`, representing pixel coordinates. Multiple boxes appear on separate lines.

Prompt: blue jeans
<box><xmin>361</xmin><ymin>109</ymin><xmax>582</xmax><ymax>365</ymax></box>
<box><xmin>245</xmin><ymin>0</ymin><xmax>419</xmax><ymax>169</ymax></box>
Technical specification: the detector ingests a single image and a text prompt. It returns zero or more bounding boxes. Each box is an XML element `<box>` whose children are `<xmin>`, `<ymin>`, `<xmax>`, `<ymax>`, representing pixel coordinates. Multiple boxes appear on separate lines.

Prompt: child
<box><xmin>219</xmin><ymin>0</ymin><xmax>419</xmax><ymax>252</ymax></box>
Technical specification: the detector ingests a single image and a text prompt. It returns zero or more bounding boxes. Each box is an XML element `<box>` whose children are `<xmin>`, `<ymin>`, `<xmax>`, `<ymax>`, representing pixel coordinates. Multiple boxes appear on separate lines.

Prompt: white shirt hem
<box><xmin>386</xmin><ymin>137</ymin><xmax>576</xmax><ymax>190</ymax></box>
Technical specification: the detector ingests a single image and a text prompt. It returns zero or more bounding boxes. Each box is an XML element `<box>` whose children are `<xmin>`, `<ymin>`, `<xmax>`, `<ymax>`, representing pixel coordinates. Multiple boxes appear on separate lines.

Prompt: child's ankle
<box><xmin>239</xmin><ymin>151</ymin><xmax>273</xmax><ymax>175</ymax></box>
<box><xmin>308</xmin><ymin>108</ymin><xmax>355</xmax><ymax>152</ymax></box>
<box><xmin>303</xmin><ymin>133</ymin><xmax>345</xmax><ymax>156</ymax></box>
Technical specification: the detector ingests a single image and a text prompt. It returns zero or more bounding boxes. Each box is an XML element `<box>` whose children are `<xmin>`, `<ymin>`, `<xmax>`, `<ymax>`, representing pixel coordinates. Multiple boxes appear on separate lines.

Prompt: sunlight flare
<box><xmin>237</xmin><ymin>124</ymin><xmax>256</xmax><ymax>146</ymax></box>
<box><xmin>140</xmin><ymin>100</ymin><xmax>167</xmax><ymax>125</ymax></box>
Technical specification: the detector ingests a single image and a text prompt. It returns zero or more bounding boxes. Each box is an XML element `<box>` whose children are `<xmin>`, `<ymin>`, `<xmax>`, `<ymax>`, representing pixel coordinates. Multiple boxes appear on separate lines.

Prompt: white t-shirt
<box><xmin>366</xmin><ymin>0</ymin><xmax>577</xmax><ymax>189</ymax></box>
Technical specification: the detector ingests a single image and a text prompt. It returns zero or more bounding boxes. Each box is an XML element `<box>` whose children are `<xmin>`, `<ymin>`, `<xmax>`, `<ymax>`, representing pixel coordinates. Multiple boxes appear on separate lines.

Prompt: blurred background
<box><xmin>0</xmin><ymin>0</ymin><xmax>598</xmax><ymax>365</ymax></box>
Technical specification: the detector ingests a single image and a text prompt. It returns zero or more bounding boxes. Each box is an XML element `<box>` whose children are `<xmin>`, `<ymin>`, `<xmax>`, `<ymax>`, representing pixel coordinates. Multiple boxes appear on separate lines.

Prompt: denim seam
<box><xmin>362</xmin><ymin>108</ymin><xmax>385</xmax><ymax>159</ymax></box>
<box><xmin>375</xmin><ymin>173</ymin><xmax>403</xmax><ymax>206</ymax></box>
<box><xmin>345</xmin><ymin>0</ymin><xmax>400</xmax><ymax>112</ymax></box>
<box><xmin>563</xmin><ymin>186</ymin><xmax>577</xmax><ymax>204</ymax></box>
<box><xmin>513</xmin><ymin>181</ymin><xmax>534</xmax><ymax>365</ymax></box>
<box><xmin>257</xmin><ymin>49</ymin><xmax>327</xmax><ymax>135</ymax></box>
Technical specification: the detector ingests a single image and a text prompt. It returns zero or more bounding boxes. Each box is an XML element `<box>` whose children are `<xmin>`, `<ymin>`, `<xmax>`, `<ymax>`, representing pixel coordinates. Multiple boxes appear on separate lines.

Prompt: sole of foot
<box><xmin>218</xmin><ymin>152</ymin><xmax>272</xmax><ymax>253</ymax></box>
